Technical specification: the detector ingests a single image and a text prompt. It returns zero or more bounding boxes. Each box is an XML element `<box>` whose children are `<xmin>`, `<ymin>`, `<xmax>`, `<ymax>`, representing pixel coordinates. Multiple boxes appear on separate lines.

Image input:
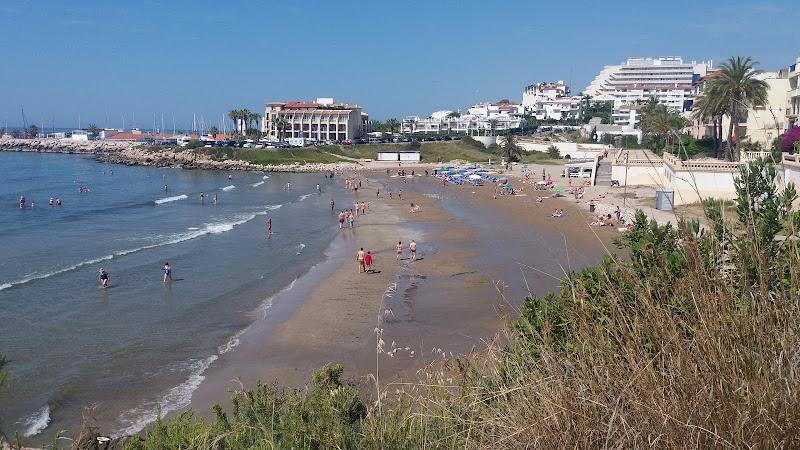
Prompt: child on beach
<box><xmin>365</xmin><ymin>251</ymin><xmax>373</xmax><ymax>272</ymax></box>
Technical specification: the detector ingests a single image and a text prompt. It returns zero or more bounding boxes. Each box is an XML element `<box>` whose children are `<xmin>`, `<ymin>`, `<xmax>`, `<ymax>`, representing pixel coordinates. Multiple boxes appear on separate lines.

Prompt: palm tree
<box><xmin>692</xmin><ymin>86</ymin><xmax>728</xmax><ymax>157</ymax></box>
<box><xmin>705</xmin><ymin>56</ymin><xmax>769</xmax><ymax>161</ymax></box>
<box><xmin>639</xmin><ymin>98</ymin><xmax>687</xmax><ymax>152</ymax></box>
<box><xmin>274</xmin><ymin>118</ymin><xmax>289</xmax><ymax>141</ymax></box>
<box><xmin>385</xmin><ymin>118</ymin><xmax>400</xmax><ymax>134</ymax></box>
<box><xmin>499</xmin><ymin>132</ymin><xmax>522</xmax><ymax>162</ymax></box>
<box><xmin>227</xmin><ymin>110</ymin><xmax>241</xmax><ymax>134</ymax></box>
<box><xmin>248</xmin><ymin>112</ymin><xmax>262</xmax><ymax>135</ymax></box>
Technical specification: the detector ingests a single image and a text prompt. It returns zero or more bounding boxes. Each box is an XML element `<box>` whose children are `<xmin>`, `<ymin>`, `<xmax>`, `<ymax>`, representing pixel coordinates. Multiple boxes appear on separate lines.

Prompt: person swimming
<box><xmin>19</xmin><ymin>196</ymin><xmax>25</xmax><ymax>209</ymax></box>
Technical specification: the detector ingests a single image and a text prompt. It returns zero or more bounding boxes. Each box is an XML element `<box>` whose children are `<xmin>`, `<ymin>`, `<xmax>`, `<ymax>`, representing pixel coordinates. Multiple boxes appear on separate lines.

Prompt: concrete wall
<box><xmin>517</xmin><ymin>141</ymin><xmax>610</xmax><ymax>159</ymax></box>
<box><xmin>472</xmin><ymin>135</ymin><xmax>499</xmax><ymax>148</ymax></box>
<box><xmin>664</xmin><ymin>165</ymin><xmax>738</xmax><ymax>205</ymax></box>
<box><xmin>611</xmin><ymin>164</ymin><xmax>665</xmax><ymax>186</ymax></box>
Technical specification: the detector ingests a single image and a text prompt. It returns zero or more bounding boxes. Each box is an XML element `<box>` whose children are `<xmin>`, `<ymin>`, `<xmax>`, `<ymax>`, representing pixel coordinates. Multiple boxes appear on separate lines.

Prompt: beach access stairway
<box><xmin>595</xmin><ymin>159</ymin><xmax>612</xmax><ymax>186</ymax></box>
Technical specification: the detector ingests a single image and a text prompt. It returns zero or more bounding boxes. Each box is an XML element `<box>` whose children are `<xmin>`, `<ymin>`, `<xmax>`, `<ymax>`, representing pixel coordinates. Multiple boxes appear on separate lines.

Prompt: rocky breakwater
<box><xmin>98</xmin><ymin>146</ymin><xmax>357</xmax><ymax>173</ymax></box>
<box><xmin>0</xmin><ymin>138</ymin><xmax>144</xmax><ymax>154</ymax></box>
<box><xmin>0</xmin><ymin>138</ymin><xmax>357</xmax><ymax>173</ymax></box>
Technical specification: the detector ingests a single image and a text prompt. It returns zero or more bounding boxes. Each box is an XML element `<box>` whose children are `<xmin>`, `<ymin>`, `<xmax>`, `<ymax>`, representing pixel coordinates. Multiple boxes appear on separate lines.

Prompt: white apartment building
<box><xmin>522</xmin><ymin>81</ymin><xmax>569</xmax><ymax>103</ymax></box>
<box><xmin>521</xmin><ymin>81</ymin><xmax>584</xmax><ymax>121</ymax></box>
<box><xmin>401</xmin><ymin>103</ymin><xmax>522</xmax><ymax>135</ymax></box>
<box><xmin>788</xmin><ymin>55</ymin><xmax>800</xmax><ymax>128</ymax></box>
<box><xmin>262</xmin><ymin>98</ymin><xmax>369</xmax><ymax>141</ymax></box>
<box><xmin>691</xmin><ymin>71</ymin><xmax>791</xmax><ymax>147</ymax></box>
<box><xmin>584</xmin><ymin>57</ymin><xmax>712</xmax><ymax>112</ymax></box>
<box><xmin>612</xmin><ymin>104</ymin><xmax>641</xmax><ymax>128</ymax></box>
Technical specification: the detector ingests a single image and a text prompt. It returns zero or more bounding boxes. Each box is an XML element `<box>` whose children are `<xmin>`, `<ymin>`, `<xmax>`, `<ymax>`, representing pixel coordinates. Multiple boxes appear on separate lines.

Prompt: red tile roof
<box><xmin>107</xmin><ymin>133</ymin><xmax>197</xmax><ymax>141</ymax></box>
<box><xmin>284</xmin><ymin>102</ymin><xmax>321</xmax><ymax>108</ymax></box>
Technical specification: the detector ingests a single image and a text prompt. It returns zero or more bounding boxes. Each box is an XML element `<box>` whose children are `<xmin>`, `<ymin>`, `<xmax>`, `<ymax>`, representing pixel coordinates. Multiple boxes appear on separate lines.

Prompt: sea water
<box><xmin>0</xmin><ymin>152</ymin><xmax>348</xmax><ymax>441</ymax></box>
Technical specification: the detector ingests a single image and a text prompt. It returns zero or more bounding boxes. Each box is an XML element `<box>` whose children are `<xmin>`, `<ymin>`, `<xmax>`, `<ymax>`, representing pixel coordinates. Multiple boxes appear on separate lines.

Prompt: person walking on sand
<box><xmin>615</xmin><ymin>206</ymin><xmax>621</xmax><ymax>222</ymax></box>
<box><xmin>365</xmin><ymin>251</ymin><xmax>373</xmax><ymax>273</ymax></box>
<box><xmin>357</xmin><ymin>248</ymin><xmax>366</xmax><ymax>273</ymax></box>
<box><xmin>338</xmin><ymin>210</ymin><xmax>345</xmax><ymax>229</ymax></box>
<box><xmin>98</xmin><ymin>267</ymin><xmax>109</xmax><ymax>288</ymax></box>
<box><xmin>396</xmin><ymin>241</ymin><xmax>403</xmax><ymax>260</ymax></box>
<box><xmin>162</xmin><ymin>262</ymin><xmax>172</xmax><ymax>282</ymax></box>
<box><xmin>410</xmin><ymin>240</ymin><xmax>417</xmax><ymax>261</ymax></box>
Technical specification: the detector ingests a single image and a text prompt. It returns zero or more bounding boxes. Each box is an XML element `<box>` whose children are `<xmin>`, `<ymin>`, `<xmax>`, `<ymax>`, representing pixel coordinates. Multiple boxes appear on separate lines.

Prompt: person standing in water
<box><xmin>162</xmin><ymin>262</ymin><xmax>172</xmax><ymax>282</ymax></box>
<box><xmin>410</xmin><ymin>240</ymin><xmax>417</xmax><ymax>261</ymax></box>
<box><xmin>164</xmin><ymin>184</ymin><xmax>168</xmax><ymax>191</ymax></box>
<box><xmin>316</xmin><ymin>184</ymin><xmax>321</xmax><ymax>194</ymax></box>
<box><xmin>19</xmin><ymin>196</ymin><xmax>25</xmax><ymax>209</ymax></box>
<box><xmin>330</xmin><ymin>199</ymin><xmax>335</xmax><ymax>211</ymax></box>
<box><xmin>396</xmin><ymin>241</ymin><xmax>403</xmax><ymax>260</ymax></box>
<box><xmin>267</xmin><ymin>217</ymin><xmax>272</xmax><ymax>237</ymax></box>
<box><xmin>199</xmin><ymin>192</ymin><xmax>205</xmax><ymax>203</ymax></box>
<box><xmin>98</xmin><ymin>268</ymin><xmax>109</xmax><ymax>288</ymax></box>
<box><xmin>213</xmin><ymin>194</ymin><xmax>218</xmax><ymax>205</ymax></box>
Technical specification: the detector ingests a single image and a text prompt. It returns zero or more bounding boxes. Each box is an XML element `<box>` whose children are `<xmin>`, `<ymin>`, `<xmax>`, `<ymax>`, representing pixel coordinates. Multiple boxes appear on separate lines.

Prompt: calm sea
<box><xmin>0</xmin><ymin>152</ymin><xmax>348</xmax><ymax>442</ymax></box>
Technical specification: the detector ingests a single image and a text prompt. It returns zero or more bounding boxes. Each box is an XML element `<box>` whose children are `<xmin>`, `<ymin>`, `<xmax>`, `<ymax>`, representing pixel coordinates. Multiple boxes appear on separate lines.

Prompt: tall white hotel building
<box><xmin>584</xmin><ymin>57</ymin><xmax>713</xmax><ymax>112</ymax></box>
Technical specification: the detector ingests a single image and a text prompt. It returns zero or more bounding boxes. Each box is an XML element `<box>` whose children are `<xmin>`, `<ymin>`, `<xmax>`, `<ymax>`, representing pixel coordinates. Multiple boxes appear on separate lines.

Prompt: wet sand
<box><xmin>187</xmin><ymin>171</ymin><xmax>618</xmax><ymax>416</ymax></box>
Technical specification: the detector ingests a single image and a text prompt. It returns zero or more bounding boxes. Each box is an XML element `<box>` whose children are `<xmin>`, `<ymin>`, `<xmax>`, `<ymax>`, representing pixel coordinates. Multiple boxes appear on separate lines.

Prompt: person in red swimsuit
<box><xmin>364</xmin><ymin>251</ymin><xmax>373</xmax><ymax>272</ymax></box>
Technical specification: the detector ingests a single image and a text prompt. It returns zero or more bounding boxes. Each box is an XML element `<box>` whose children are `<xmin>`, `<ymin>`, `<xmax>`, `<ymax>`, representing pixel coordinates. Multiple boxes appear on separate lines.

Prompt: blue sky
<box><xmin>1</xmin><ymin>0</ymin><xmax>798</xmax><ymax>129</ymax></box>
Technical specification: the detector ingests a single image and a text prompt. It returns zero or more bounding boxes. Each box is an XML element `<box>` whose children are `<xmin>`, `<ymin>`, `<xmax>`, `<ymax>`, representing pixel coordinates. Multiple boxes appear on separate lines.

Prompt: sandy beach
<box><xmin>187</xmin><ymin>167</ymin><xmax>618</xmax><ymax>418</ymax></box>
